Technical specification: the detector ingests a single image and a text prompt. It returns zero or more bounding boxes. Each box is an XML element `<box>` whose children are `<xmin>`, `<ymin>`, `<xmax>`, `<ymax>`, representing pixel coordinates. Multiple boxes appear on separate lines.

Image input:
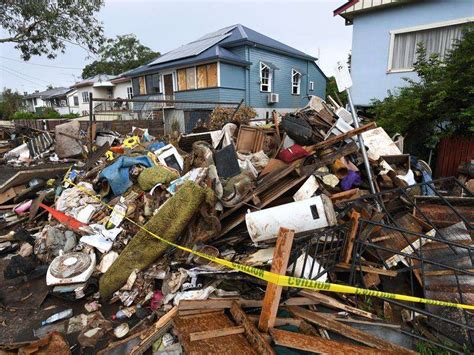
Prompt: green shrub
<box><xmin>42</xmin><ymin>107</ymin><xmax>61</xmax><ymax>118</ymax></box>
<box><xmin>60</xmin><ymin>113</ymin><xmax>80</xmax><ymax>119</ymax></box>
<box><xmin>12</xmin><ymin>111</ymin><xmax>36</xmax><ymax>119</ymax></box>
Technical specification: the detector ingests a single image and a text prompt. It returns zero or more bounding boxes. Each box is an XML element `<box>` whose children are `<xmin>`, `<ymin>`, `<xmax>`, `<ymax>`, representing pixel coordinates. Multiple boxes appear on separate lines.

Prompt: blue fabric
<box><xmin>147</xmin><ymin>141</ymin><xmax>165</xmax><ymax>152</ymax></box>
<box><xmin>100</xmin><ymin>156</ymin><xmax>153</xmax><ymax>196</ymax></box>
<box><xmin>341</xmin><ymin>170</ymin><xmax>362</xmax><ymax>191</ymax></box>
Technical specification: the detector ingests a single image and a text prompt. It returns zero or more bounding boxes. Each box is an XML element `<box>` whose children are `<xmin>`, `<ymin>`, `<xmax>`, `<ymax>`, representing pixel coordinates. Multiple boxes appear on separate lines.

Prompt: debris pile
<box><xmin>0</xmin><ymin>98</ymin><xmax>472</xmax><ymax>354</ymax></box>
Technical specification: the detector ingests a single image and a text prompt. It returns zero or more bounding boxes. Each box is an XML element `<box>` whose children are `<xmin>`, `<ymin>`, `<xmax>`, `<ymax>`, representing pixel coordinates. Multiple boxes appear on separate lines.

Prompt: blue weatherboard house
<box><xmin>126</xmin><ymin>24</ymin><xmax>327</xmax><ymax>131</ymax></box>
<box><xmin>334</xmin><ymin>0</ymin><xmax>474</xmax><ymax>107</ymax></box>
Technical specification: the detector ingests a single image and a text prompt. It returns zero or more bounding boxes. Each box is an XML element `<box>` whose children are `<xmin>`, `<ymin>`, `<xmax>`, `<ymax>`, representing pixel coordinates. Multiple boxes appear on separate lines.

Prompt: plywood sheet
<box><xmin>139</xmin><ymin>76</ymin><xmax>146</xmax><ymax>95</ymax></box>
<box><xmin>207</xmin><ymin>63</ymin><xmax>217</xmax><ymax>87</ymax></box>
<box><xmin>186</xmin><ymin>67</ymin><xmax>196</xmax><ymax>90</ymax></box>
<box><xmin>177</xmin><ymin>69</ymin><xmax>187</xmax><ymax>91</ymax></box>
<box><xmin>197</xmin><ymin>65</ymin><xmax>207</xmax><ymax>89</ymax></box>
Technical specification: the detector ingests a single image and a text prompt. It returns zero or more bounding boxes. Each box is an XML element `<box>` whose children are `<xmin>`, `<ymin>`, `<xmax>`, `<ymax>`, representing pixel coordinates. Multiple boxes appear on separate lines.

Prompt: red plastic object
<box><xmin>278</xmin><ymin>144</ymin><xmax>309</xmax><ymax>164</ymax></box>
<box><xmin>110</xmin><ymin>146</ymin><xmax>125</xmax><ymax>154</ymax></box>
<box><xmin>39</xmin><ymin>203</ymin><xmax>88</xmax><ymax>230</ymax></box>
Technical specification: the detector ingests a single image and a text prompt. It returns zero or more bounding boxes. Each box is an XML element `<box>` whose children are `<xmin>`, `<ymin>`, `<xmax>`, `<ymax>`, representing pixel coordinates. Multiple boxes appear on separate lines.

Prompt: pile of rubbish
<box><xmin>0</xmin><ymin>96</ymin><xmax>472</xmax><ymax>354</ymax></box>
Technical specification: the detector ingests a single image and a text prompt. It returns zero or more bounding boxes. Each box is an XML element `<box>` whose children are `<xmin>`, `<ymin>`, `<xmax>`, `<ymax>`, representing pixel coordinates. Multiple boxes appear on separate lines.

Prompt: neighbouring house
<box><xmin>23</xmin><ymin>87</ymin><xmax>79</xmax><ymax>115</ymax></box>
<box><xmin>111</xmin><ymin>75</ymin><xmax>134</xmax><ymax>101</ymax></box>
<box><xmin>125</xmin><ymin>24</ymin><xmax>327</xmax><ymax>131</ymax></box>
<box><xmin>71</xmin><ymin>75</ymin><xmax>116</xmax><ymax>116</ymax></box>
<box><xmin>23</xmin><ymin>90</ymin><xmax>46</xmax><ymax>114</ymax></box>
<box><xmin>42</xmin><ymin>87</ymin><xmax>79</xmax><ymax>115</ymax></box>
<box><xmin>334</xmin><ymin>0</ymin><xmax>474</xmax><ymax>107</ymax></box>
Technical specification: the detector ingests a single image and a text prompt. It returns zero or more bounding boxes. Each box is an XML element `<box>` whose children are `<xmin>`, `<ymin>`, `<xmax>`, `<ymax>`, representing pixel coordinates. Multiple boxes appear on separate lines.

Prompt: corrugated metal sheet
<box><xmin>435</xmin><ymin>136</ymin><xmax>474</xmax><ymax>178</ymax></box>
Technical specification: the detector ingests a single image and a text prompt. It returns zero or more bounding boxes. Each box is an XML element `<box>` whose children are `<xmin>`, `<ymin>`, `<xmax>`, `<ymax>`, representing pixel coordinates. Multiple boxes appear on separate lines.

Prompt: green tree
<box><xmin>370</xmin><ymin>26</ymin><xmax>474</xmax><ymax>158</ymax></box>
<box><xmin>326</xmin><ymin>76</ymin><xmax>348</xmax><ymax>107</ymax></box>
<box><xmin>0</xmin><ymin>88</ymin><xmax>24</xmax><ymax>120</ymax></box>
<box><xmin>81</xmin><ymin>34</ymin><xmax>160</xmax><ymax>78</ymax></box>
<box><xmin>0</xmin><ymin>0</ymin><xmax>105</xmax><ymax>60</ymax></box>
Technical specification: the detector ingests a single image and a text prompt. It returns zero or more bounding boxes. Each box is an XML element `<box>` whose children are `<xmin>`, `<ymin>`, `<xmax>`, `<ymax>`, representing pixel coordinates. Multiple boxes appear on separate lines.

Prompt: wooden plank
<box><xmin>178</xmin><ymin>296</ymin><xmax>319</xmax><ymax>311</ymax></box>
<box><xmin>230</xmin><ymin>302</ymin><xmax>275</xmax><ymax>355</ymax></box>
<box><xmin>335</xmin><ymin>262</ymin><xmax>397</xmax><ymax>277</ymax></box>
<box><xmin>307</xmin><ymin>122</ymin><xmax>377</xmax><ymax>152</ymax></box>
<box><xmin>258</xmin><ymin>227</ymin><xmax>295</xmax><ymax>332</ymax></box>
<box><xmin>197</xmin><ymin>65</ymin><xmax>207</xmax><ymax>89</ymax></box>
<box><xmin>288</xmin><ymin>306</ymin><xmax>416</xmax><ymax>354</ymax></box>
<box><xmin>270</xmin><ymin>328</ymin><xmax>388</xmax><ymax>354</ymax></box>
<box><xmin>178</xmin><ymin>309</ymin><xmax>224</xmax><ymax>317</ymax></box>
<box><xmin>342</xmin><ymin>210</ymin><xmax>360</xmax><ymax>263</ymax></box>
<box><xmin>299</xmin><ymin>141</ymin><xmax>359</xmax><ymax>176</ymax></box>
<box><xmin>330</xmin><ymin>188</ymin><xmax>363</xmax><ymax>203</ymax></box>
<box><xmin>0</xmin><ymin>186</ymin><xmax>25</xmax><ymax>205</ymax></box>
<box><xmin>300</xmin><ymin>290</ymin><xmax>378</xmax><ymax>320</ymax></box>
<box><xmin>189</xmin><ymin>326</ymin><xmax>245</xmax><ymax>341</ymax></box>
<box><xmin>310</xmin><ymin>312</ymin><xmax>401</xmax><ymax>329</ymax></box>
<box><xmin>0</xmin><ymin>166</ymin><xmax>71</xmax><ymax>194</ymax></box>
<box><xmin>248</xmin><ymin>315</ymin><xmax>302</xmax><ymax>328</ymax></box>
<box><xmin>207</xmin><ymin>63</ymin><xmax>218</xmax><ymax>87</ymax></box>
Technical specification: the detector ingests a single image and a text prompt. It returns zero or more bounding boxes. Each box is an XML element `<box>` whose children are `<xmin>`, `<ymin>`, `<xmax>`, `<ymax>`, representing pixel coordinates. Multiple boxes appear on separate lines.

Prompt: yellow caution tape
<box><xmin>65</xmin><ymin>179</ymin><xmax>474</xmax><ymax>311</ymax></box>
<box><xmin>105</xmin><ymin>151</ymin><xmax>114</xmax><ymax>161</ymax></box>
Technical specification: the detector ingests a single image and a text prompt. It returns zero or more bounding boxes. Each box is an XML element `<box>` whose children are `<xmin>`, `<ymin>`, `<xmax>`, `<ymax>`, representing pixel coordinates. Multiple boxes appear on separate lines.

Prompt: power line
<box><xmin>0</xmin><ymin>67</ymin><xmax>45</xmax><ymax>87</ymax></box>
<box><xmin>0</xmin><ymin>65</ymin><xmax>53</xmax><ymax>84</ymax></box>
<box><xmin>0</xmin><ymin>56</ymin><xmax>83</xmax><ymax>70</ymax></box>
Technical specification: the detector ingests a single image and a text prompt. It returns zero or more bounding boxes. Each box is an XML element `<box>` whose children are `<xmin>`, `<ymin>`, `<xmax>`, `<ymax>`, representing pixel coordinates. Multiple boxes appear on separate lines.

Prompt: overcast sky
<box><xmin>0</xmin><ymin>0</ymin><xmax>352</xmax><ymax>93</ymax></box>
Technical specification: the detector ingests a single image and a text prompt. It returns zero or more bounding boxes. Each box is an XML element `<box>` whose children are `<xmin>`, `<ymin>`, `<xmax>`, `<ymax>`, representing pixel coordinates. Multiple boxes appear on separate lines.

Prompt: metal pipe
<box><xmin>88</xmin><ymin>92</ymin><xmax>93</xmax><ymax>153</ymax></box>
<box><xmin>346</xmin><ymin>88</ymin><xmax>376</xmax><ymax>194</ymax></box>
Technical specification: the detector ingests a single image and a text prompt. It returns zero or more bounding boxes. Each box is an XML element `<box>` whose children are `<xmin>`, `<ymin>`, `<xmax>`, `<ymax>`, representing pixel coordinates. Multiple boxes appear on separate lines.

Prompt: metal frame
<box><xmin>285</xmin><ymin>178</ymin><xmax>473</xmax><ymax>352</ymax></box>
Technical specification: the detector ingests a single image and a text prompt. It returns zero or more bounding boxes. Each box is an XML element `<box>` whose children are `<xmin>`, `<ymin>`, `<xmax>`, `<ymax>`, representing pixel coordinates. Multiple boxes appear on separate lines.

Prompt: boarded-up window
<box><xmin>186</xmin><ymin>67</ymin><xmax>196</xmax><ymax>90</ymax></box>
<box><xmin>139</xmin><ymin>76</ymin><xmax>146</xmax><ymax>95</ymax></box>
<box><xmin>197</xmin><ymin>65</ymin><xmax>207</xmax><ymax>89</ymax></box>
<box><xmin>197</xmin><ymin>63</ymin><xmax>218</xmax><ymax>88</ymax></box>
<box><xmin>207</xmin><ymin>63</ymin><xmax>217</xmax><ymax>87</ymax></box>
<box><xmin>177</xmin><ymin>69</ymin><xmax>187</xmax><ymax>91</ymax></box>
<box><xmin>177</xmin><ymin>63</ymin><xmax>218</xmax><ymax>91</ymax></box>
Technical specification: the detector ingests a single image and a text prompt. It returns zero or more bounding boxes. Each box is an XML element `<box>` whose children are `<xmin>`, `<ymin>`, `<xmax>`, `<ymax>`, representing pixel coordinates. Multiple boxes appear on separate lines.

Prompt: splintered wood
<box><xmin>288</xmin><ymin>306</ymin><xmax>417</xmax><ymax>354</ymax></box>
<box><xmin>258</xmin><ymin>227</ymin><xmax>295</xmax><ymax>332</ymax></box>
<box><xmin>270</xmin><ymin>328</ymin><xmax>389</xmax><ymax>354</ymax></box>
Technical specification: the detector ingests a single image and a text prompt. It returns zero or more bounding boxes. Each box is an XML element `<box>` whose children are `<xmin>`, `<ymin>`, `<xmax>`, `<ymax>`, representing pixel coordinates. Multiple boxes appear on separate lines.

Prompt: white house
<box><xmin>23</xmin><ymin>87</ymin><xmax>79</xmax><ymax>115</ymax></box>
<box><xmin>71</xmin><ymin>74</ymin><xmax>116</xmax><ymax>115</ymax></box>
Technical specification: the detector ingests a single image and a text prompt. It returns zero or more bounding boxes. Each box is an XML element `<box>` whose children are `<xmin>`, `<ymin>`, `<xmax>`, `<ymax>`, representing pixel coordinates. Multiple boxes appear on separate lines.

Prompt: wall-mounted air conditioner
<box><xmin>268</xmin><ymin>93</ymin><xmax>279</xmax><ymax>104</ymax></box>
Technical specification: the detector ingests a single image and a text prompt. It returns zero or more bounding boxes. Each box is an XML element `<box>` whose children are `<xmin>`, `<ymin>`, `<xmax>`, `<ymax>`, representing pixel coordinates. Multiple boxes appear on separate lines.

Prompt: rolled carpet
<box><xmin>99</xmin><ymin>181</ymin><xmax>214</xmax><ymax>299</ymax></box>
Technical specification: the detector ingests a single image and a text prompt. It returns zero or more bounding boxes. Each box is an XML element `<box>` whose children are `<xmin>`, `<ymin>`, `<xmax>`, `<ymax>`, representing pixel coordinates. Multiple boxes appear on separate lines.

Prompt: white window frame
<box><xmin>309</xmin><ymin>81</ymin><xmax>314</xmax><ymax>91</ymax></box>
<box><xmin>387</xmin><ymin>17</ymin><xmax>473</xmax><ymax>73</ymax></box>
<box><xmin>291</xmin><ymin>69</ymin><xmax>301</xmax><ymax>95</ymax></box>
<box><xmin>127</xmin><ymin>86</ymin><xmax>133</xmax><ymax>99</ymax></box>
<box><xmin>260</xmin><ymin>62</ymin><xmax>272</xmax><ymax>92</ymax></box>
<box><xmin>82</xmin><ymin>91</ymin><xmax>89</xmax><ymax>103</ymax></box>
<box><xmin>160</xmin><ymin>70</ymin><xmax>177</xmax><ymax>96</ymax></box>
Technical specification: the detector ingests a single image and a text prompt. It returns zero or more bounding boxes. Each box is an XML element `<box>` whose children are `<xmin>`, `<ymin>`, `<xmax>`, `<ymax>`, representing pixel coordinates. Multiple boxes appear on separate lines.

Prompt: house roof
<box><xmin>334</xmin><ymin>0</ymin><xmax>406</xmax><ymax>23</ymax></box>
<box><xmin>126</xmin><ymin>24</ymin><xmax>317</xmax><ymax>77</ymax></box>
<box><xmin>71</xmin><ymin>74</ymin><xmax>115</xmax><ymax>89</ymax></box>
<box><xmin>24</xmin><ymin>87</ymin><xmax>72</xmax><ymax>99</ymax></box>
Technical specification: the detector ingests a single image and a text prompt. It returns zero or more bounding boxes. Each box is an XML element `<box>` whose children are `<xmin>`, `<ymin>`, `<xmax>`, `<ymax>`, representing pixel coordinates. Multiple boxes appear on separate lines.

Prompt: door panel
<box><xmin>163</xmin><ymin>74</ymin><xmax>174</xmax><ymax>96</ymax></box>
